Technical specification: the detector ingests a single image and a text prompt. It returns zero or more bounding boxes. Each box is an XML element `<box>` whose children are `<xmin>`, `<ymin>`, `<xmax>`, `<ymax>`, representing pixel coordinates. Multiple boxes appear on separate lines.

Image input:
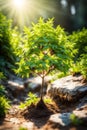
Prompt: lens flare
<box><xmin>0</xmin><ymin>0</ymin><xmax>58</xmax><ymax>28</ymax></box>
<box><xmin>12</xmin><ymin>0</ymin><xmax>25</xmax><ymax>9</ymax></box>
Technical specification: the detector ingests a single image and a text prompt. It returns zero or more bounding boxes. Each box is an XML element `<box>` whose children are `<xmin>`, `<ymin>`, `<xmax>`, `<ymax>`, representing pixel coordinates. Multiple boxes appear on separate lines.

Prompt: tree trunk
<box><xmin>40</xmin><ymin>76</ymin><xmax>44</xmax><ymax>100</ymax></box>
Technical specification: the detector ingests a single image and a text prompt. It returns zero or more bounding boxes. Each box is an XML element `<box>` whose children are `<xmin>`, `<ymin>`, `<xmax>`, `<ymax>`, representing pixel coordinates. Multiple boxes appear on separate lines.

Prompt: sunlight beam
<box><xmin>12</xmin><ymin>0</ymin><xmax>25</xmax><ymax>9</ymax></box>
<box><xmin>0</xmin><ymin>0</ymin><xmax>58</xmax><ymax>28</ymax></box>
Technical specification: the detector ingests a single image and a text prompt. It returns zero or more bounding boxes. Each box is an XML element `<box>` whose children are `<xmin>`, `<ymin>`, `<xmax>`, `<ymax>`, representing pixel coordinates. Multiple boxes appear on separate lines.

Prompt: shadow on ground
<box><xmin>0</xmin><ymin>117</ymin><xmax>4</xmax><ymax>125</ymax></box>
<box><xmin>43</xmin><ymin>121</ymin><xmax>87</xmax><ymax>130</ymax></box>
<box><xmin>21</xmin><ymin>101</ymin><xmax>58</xmax><ymax>129</ymax></box>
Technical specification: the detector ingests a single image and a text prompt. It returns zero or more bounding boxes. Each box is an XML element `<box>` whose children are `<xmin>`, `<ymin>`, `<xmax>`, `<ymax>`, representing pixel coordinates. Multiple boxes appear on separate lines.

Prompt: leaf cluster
<box><xmin>16</xmin><ymin>18</ymin><xmax>74</xmax><ymax>78</ymax></box>
<box><xmin>19</xmin><ymin>127</ymin><xmax>28</xmax><ymax>130</ymax></box>
<box><xmin>70</xmin><ymin>28</ymin><xmax>87</xmax><ymax>79</ymax></box>
<box><xmin>0</xmin><ymin>13</ymin><xmax>21</xmax><ymax>75</ymax></box>
<box><xmin>0</xmin><ymin>84</ymin><xmax>10</xmax><ymax>117</ymax></box>
<box><xmin>0</xmin><ymin>96</ymin><xmax>10</xmax><ymax>117</ymax></box>
<box><xmin>70</xmin><ymin>113</ymin><xmax>83</xmax><ymax>125</ymax></box>
<box><xmin>79</xmin><ymin>48</ymin><xmax>87</xmax><ymax>79</ymax></box>
<box><xmin>69</xmin><ymin>28</ymin><xmax>87</xmax><ymax>59</ymax></box>
<box><xmin>19</xmin><ymin>92</ymin><xmax>39</xmax><ymax>109</ymax></box>
<box><xmin>19</xmin><ymin>92</ymin><xmax>53</xmax><ymax>109</ymax></box>
<box><xmin>0</xmin><ymin>85</ymin><xmax>6</xmax><ymax>96</ymax></box>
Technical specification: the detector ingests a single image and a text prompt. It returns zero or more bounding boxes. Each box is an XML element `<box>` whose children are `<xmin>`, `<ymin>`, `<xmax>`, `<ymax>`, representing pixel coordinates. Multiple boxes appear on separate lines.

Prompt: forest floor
<box><xmin>0</xmin><ymin>75</ymin><xmax>87</xmax><ymax>130</ymax></box>
<box><xmin>0</xmin><ymin>96</ymin><xmax>87</xmax><ymax>130</ymax></box>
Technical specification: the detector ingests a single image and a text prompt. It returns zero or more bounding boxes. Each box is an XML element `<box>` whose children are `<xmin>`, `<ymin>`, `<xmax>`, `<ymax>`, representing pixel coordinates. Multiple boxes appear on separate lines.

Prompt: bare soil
<box><xmin>0</xmin><ymin>74</ymin><xmax>87</xmax><ymax>130</ymax></box>
<box><xmin>0</xmin><ymin>99</ymin><xmax>87</xmax><ymax>130</ymax></box>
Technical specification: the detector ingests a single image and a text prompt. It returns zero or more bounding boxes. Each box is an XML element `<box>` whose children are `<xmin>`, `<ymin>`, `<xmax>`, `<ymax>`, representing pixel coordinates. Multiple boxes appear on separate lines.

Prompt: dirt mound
<box><xmin>21</xmin><ymin>101</ymin><xmax>59</xmax><ymax>119</ymax></box>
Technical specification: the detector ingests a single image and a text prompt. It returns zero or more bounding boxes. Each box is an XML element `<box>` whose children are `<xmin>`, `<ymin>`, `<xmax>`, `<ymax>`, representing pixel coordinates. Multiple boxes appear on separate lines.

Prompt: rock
<box><xmin>76</xmin><ymin>96</ymin><xmax>87</xmax><ymax>110</ymax></box>
<box><xmin>10</xmin><ymin>118</ymin><xmax>20</xmax><ymax>124</ymax></box>
<box><xmin>2</xmin><ymin>74</ymin><xmax>52</xmax><ymax>100</ymax></box>
<box><xmin>73</xmin><ymin>110</ymin><xmax>87</xmax><ymax>119</ymax></box>
<box><xmin>24</xmin><ymin>76</ymin><xmax>52</xmax><ymax>94</ymax></box>
<box><xmin>47</xmin><ymin>75</ymin><xmax>87</xmax><ymax>101</ymax></box>
<box><xmin>49</xmin><ymin>105</ymin><xmax>87</xmax><ymax>126</ymax></box>
<box><xmin>7</xmin><ymin>79</ymin><xmax>24</xmax><ymax>98</ymax></box>
<box><xmin>21</xmin><ymin>122</ymin><xmax>34</xmax><ymax>129</ymax></box>
<box><xmin>4</xmin><ymin>75</ymin><xmax>52</xmax><ymax>99</ymax></box>
<box><xmin>49</xmin><ymin>113</ymin><xmax>71</xmax><ymax>126</ymax></box>
<box><xmin>73</xmin><ymin>107</ymin><xmax>87</xmax><ymax>125</ymax></box>
<box><xmin>12</xmin><ymin>99</ymin><xmax>20</xmax><ymax>104</ymax></box>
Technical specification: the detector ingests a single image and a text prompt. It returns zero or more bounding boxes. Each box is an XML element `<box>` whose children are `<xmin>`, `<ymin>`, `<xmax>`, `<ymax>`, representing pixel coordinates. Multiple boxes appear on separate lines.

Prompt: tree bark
<box><xmin>40</xmin><ymin>76</ymin><xmax>44</xmax><ymax>100</ymax></box>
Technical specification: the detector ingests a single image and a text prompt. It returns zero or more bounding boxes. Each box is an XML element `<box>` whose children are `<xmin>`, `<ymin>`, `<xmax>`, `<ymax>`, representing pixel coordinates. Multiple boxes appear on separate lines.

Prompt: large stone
<box><xmin>73</xmin><ymin>105</ymin><xmax>87</xmax><ymax>125</ymax></box>
<box><xmin>76</xmin><ymin>96</ymin><xmax>87</xmax><ymax>110</ymax></box>
<box><xmin>4</xmin><ymin>75</ymin><xmax>52</xmax><ymax>99</ymax></box>
<box><xmin>49</xmin><ymin>113</ymin><xmax>71</xmax><ymax>126</ymax></box>
<box><xmin>47</xmin><ymin>75</ymin><xmax>87</xmax><ymax>101</ymax></box>
<box><xmin>49</xmin><ymin>107</ymin><xmax>87</xmax><ymax>126</ymax></box>
<box><xmin>24</xmin><ymin>76</ymin><xmax>52</xmax><ymax>94</ymax></box>
<box><xmin>7</xmin><ymin>79</ymin><xmax>24</xmax><ymax>98</ymax></box>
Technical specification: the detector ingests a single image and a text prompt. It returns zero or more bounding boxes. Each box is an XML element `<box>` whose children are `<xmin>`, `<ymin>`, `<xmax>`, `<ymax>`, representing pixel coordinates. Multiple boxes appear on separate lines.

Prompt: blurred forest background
<box><xmin>0</xmin><ymin>0</ymin><xmax>87</xmax><ymax>32</ymax></box>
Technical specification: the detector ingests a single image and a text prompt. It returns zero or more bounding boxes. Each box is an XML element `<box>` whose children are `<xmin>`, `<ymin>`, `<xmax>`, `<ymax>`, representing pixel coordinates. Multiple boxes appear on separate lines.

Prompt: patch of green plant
<box><xmin>70</xmin><ymin>46</ymin><xmax>87</xmax><ymax>79</ymax></box>
<box><xmin>44</xmin><ymin>97</ymin><xmax>53</xmax><ymax>104</ymax></box>
<box><xmin>19</xmin><ymin>93</ymin><xmax>53</xmax><ymax>109</ymax></box>
<box><xmin>50</xmin><ymin>71</ymin><xmax>68</xmax><ymax>82</ymax></box>
<box><xmin>0</xmin><ymin>13</ymin><xmax>21</xmax><ymax>75</ymax></box>
<box><xmin>70</xmin><ymin>113</ymin><xmax>83</xmax><ymax>125</ymax></box>
<box><xmin>70</xmin><ymin>62</ymin><xmax>81</xmax><ymax>75</ymax></box>
<box><xmin>19</xmin><ymin>92</ymin><xmax>39</xmax><ymax>109</ymax></box>
<box><xmin>0</xmin><ymin>96</ymin><xmax>10</xmax><ymax>117</ymax></box>
<box><xmin>0</xmin><ymin>85</ymin><xmax>6</xmax><ymax>96</ymax></box>
<box><xmin>57</xmin><ymin>72</ymin><xmax>68</xmax><ymax>79</ymax></box>
<box><xmin>69</xmin><ymin>28</ymin><xmax>87</xmax><ymax>59</ymax></box>
<box><xmin>19</xmin><ymin>127</ymin><xmax>28</xmax><ymax>130</ymax></box>
<box><xmin>79</xmin><ymin>47</ymin><xmax>87</xmax><ymax>80</ymax></box>
<box><xmin>0</xmin><ymin>72</ymin><xmax>6</xmax><ymax>79</ymax></box>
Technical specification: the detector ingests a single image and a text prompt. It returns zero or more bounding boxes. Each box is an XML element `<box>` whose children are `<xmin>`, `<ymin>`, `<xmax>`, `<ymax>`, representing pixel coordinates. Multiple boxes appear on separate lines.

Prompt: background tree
<box><xmin>69</xmin><ymin>28</ymin><xmax>87</xmax><ymax>59</ymax></box>
<box><xmin>16</xmin><ymin>18</ymin><xmax>74</xmax><ymax>102</ymax></box>
<box><xmin>79</xmin><ymin>47</ymin><xmax>87</xmax><ymax>80</ymax></box>
<box><xmin>69</xmin><ymin>28</ymin><xmax>87</xmax><ymax>79</ymax></box>
<box><xmin>0</xmin><ymin>13</ymin><xmax>20</xmax><ymax>75</ymax></box>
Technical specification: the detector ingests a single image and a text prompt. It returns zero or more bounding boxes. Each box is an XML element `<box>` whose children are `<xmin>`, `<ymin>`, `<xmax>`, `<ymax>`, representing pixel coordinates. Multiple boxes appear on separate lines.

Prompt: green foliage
<box><xmin>16</xmin><ymin>18</ymin><xmax>74</xmax><ymax>78</ymax></box>
<box><xmin>0</xmin><ymin>96</ymin><xmax>10</xmax><ymax>117</ymax></box>
<box><xmin>69</xmin><ymin>28</ymin><xmax>87</xmax><ymax>79</ymax></box>
<box><xmin>0</xmin><ymin>85</ymin><xmax>6</xmax><ymax>96</ymax></box>
<box><xmin>44</xmin><ymin>97</ymin><xmax>53</xmax><ymax>104</ymax></box>
<box><xmin>19</xmin><ymin>92</ymin><xmax>39</xmax><ymax>109</ymax></box>
<box><xmin>69</xmin><ymin>28</ymin><xmax>87</xmax><ymax>58</ymax></box>
<box><xmin>15</xmin><ymin>18</ymin><xmax>75</xmax><ymax>100</ymax></box>
<box><xmin>0</xmin><ymin>84</ymin><xmax>10</xmax><ymax>117</ymax></box>
<box><xmin>0</xmin><ymin>13</ymin><xmax>20</xmax><ymax>75</ymax></box>
<box><xmin>70</xmin><ymin>62</ymin><xmax>81</xmax><ymax>75</ymax></box>
<box><xmin>0</xmin><ymin>72</ymin><xmax>6</xmax><ymax>80</ymax></box>
<box><xmin>19</xmin><ymin>93</ymin><xmax>53</xmax><ymax>109</ymax></box>
<box><xmin>70</xmin><ymin>113</ymin><xmax>83</xmax><ymax>125</ymax></box>
<box><xmin>19</xmin><ymin>127</ymin><xmax>28</xmax><ymax>130</ymax></box>
<box><xmin>80</xmin><ymin>52</ymin><xmax>87</xmax><ymax>79</ymax></box>
<box><xmin>57</xmin><ymin>72</ymin><xmax>68</xmax><ymax>79</ymax></box>
<box><xmin>71</xmin><ymin>47</ymin><xmax>87</xmax><ymax>79</ymax></box>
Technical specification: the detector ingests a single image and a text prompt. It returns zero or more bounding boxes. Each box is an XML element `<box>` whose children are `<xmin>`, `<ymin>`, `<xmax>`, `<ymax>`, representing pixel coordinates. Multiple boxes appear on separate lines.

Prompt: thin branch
<box><xmin>45</xmin><ymin>66</ymin><xmax>55</xmax><ymax>76</ymax></box>
<box><xmin>30</xmin><ymin>70</ymin><xmax>42</xmax><ymax>78</ymax></box>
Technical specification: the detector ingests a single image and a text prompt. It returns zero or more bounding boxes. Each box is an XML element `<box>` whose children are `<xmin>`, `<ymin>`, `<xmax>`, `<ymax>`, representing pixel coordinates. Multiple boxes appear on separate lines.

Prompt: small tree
<box><xmin>16</xmin><ymin>18</ymin><xmax>74</xmax><ymax>101</ymax></box>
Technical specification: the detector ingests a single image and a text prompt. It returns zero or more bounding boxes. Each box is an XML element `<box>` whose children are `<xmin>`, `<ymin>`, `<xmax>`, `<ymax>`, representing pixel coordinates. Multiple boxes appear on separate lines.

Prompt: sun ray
<box><xmin>12</xmin><ymin>0</ymin><xmax>25</xmax><ymax>10</ymax></box>
<box><xmin>0</xmin><ymin>0</ymin><xmax>58</xmax><ymax>28</ymax></box>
